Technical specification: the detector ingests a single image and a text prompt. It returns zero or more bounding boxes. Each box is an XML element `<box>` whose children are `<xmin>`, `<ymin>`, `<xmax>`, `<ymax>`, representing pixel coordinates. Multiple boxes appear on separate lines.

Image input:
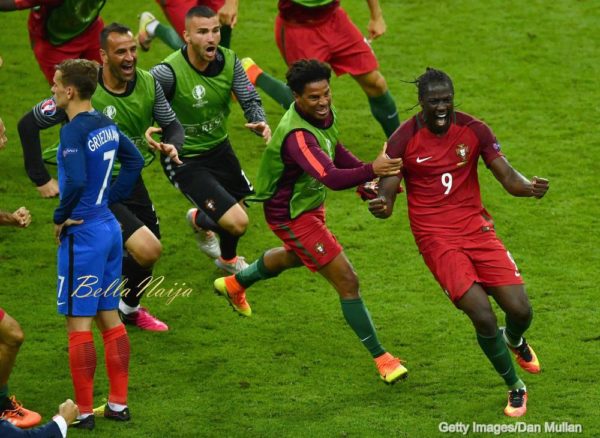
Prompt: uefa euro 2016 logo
<box><xmin>192</xmin><ymin>85</ymin><xmax>208</xmax><ymax>108</ymax></box>
<box><xmin>103</xmin><ymin>105</ymin><xmax>117</xmax><ymax>119</ymax></box>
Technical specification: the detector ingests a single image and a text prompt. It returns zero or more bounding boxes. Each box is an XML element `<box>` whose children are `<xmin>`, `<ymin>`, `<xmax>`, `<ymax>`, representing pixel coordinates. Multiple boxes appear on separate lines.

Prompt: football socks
<box><xmin>102</xmin><ymin>325</ymin><xmax>130</xmax><ymax>406</ymax></box>
<box><xmin>121</xmin><ymin>256</ymin><xmax>153</xmax><ymax>308</ymax></box>
<box><xmin>155</xmin><ymin>23</ymin><xmax>184</xmax><ymax>50</ymax></box>
<box><xmin>476</xmin><ymin>330</ymin><xmax>520</xmax><ymax>387</ymax></box>
<box><xmin>68</xmin><ymin>331</ymin><xmax>97</xmax><ymax>414</ymax></box>
<box><xmin>340</xmin><ymin>298</ymin><xmax>385</xmax><ymax>358</ymax></box>
<box><xmin>504</xmin><ymin>309</ymin><xmax>533</xmax><ymax>347</ymax></box>
<box><xmin>235</xmin><ymin>254</ymin><xmax>279</xmax><ymax>288</ymax></box>
<box><xmin>368</xmin><ymin>91</ymin><xmax>400</xmax><ymax>138</ymax></box>
<box><xmin>255</xmin><ymin>72</ymin><xmax>295</xmax><ymax>109</ymax></box>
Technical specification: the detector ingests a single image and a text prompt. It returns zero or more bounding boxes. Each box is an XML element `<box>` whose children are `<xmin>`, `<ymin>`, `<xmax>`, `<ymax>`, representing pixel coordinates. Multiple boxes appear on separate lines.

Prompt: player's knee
<box><xmin>5</xmin><ymin>323</ymin><xmax>25</xmax><ymax>348</ymax></box>
<box><xmin>225</xmin><ymin>217</ymin><xmax>249</xmax><ymax>236</ymax></box>
<box><xmin>337</xmin><ymin>271</ymin><xmax>360</xmax><ymax>298</ymax></box>
<box><xmin>131</xmin><ymin>240</ymin><xmax>162</xmax><ymax>268</ymax></box>
<box><xmin>510</xmin><ymin>304</ymin><xmax>533</xmax><ymax>326</ymax></box>
<box><xmin>361</xmin><ymin>71</ymin><xmax>388</xmax><ymax>97</ymax></box>
<box><xmin>469</xmin><ymin>311</ymin><xmax>497</xmax><ymax>336</ymax></box>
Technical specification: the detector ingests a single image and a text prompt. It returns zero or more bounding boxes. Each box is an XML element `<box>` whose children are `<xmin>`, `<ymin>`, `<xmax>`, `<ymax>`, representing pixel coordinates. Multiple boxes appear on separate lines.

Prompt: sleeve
<box><xmin>0</xmin><ymin>418</ymin><xmax>63</xmax><ymax>437</ymax></box>
<box><xmin>18</xmin><ymin>99</ymin><xmax>67</xmax><ymax>186</ymax></box>
<box><xmin>109</xmin><ymin>128</ymin><xmax>145</xmax><ymax>205</ymax></box>
<box><xmin>151</xmin><ymin>79</ymin><xmax>184</xmax><ymax>151</ymax></box>
<box><xmin>284</xmin><ymin>130</ymin><xmax>375</xmax><ymax>190</ymax></box>
<box><xmin>149</xmin><ymin>64</ymin><xmax>176</xmax><ymax>102</ymax></box>
<box><xmin>332</xmin><ymin>142</ymin><xmax>365</xmax><ymax>169</ymax></box>
<box><xmin>470</xmin><ymin>119</ymin><xmax>503</xmax><ymax>166</ymax></box>
<box><xmin>53</xmin><ymin>129</ymin><xmax>86</xmax><ymax>224</ymax></box>
<box><xmin>231</xmin><ymin>56</ymin><xmax>267</xmax><ymax>124</ymax></box>
<box><xmin>52</xmin><ymin>416</ymin><xmax>67</xmax><ymax>438</ymax></box>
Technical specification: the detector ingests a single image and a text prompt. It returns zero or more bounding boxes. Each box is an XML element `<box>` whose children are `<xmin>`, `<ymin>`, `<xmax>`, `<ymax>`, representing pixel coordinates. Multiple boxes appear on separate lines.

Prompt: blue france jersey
<box><xmin>54</xmin><ymin>110</ymin><xmax>144</xmax><ymax>225</ymax></box>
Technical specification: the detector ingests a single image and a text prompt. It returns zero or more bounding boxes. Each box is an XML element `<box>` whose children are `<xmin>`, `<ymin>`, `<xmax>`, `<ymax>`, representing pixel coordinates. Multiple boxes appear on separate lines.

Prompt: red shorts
<box><xmin>30</xmin><ymin>18</ymin><xmax>103</xmax><ymax>85</ymax></box>
<box><xmin>275</xmin><ymin>7</ymin><xmax>378</xmax><ymax>76</ymax></box>
<box><xmin>268</xmin><ymin>208</ymin><xmax>342</xmax><ymax>272</ymax></box>
<box><xmin>157</xmin><ymin>0</ymin><xmax>225</xmax><ymax>37</ymax></box>
<box><xmin>0</xmin><ymin>307</ymin><xmax>5</xmax><ymax>322</ymax></box>
<box><xmin>419</xmin><ymin>231</ymin><xmax>524</xmax><ymax>305</ymax></box>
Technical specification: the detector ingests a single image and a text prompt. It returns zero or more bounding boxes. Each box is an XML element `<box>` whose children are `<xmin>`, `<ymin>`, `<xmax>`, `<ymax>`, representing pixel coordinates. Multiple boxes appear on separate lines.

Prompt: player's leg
<box><xmin>422</xmin><ymin>239</ymin><xmax>526</xmax><ymax>416</ymax></box>
<box><xmin>137</xmin><ymin>10</ymin><xmax>184</xmax><ymax>51</ymax></box>
<box><xmin>110</xmin><ymin>179</ymin><xmax>167</xmax><ymax>331</ymax></box>
<box><xmin>351</xmin><ymin>70</ymin><xmax>399</xmax><ymax>138</ymax></box>
<box><xmin>72</xmin><ymin>18</ymin><xmax>103</xmax><ymax>64</ymax></box>
<box><xmin>94</xmin><ymin>220</ymin><xmax>130</xmax><ymax>422</ymax></box>
<box><xmin>472</xmin><ymin>236</ymin><xmax>539</xmax><ymax>375</ymax></box>
<box><xmin>322</xmin><ymin>8</ymin><xmax>399</xmax><ymax>137</ymax></box>
<box><xmin>318</xmin><ymin>251</ymin><xmax>407</xmax><ymax>383</ymax></box>
<box><xmin>0</xmin><ymin>311</ymin><xmax>41</xmax><ymax>428</ymax></box>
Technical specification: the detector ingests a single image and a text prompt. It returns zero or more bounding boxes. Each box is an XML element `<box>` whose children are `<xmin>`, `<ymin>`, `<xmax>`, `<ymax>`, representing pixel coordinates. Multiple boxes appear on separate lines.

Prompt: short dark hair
<box><xmin>100</xmin><ymin>23</ymin><xmax>132</xmax><ymax>50</ymax></box>
<box><xmin>56</xmin><ymin>59</ymin><xmax>99</xmax><ymax>100</ymax></box>
<box><xmin>185</xmin><ymin>5</ymin><xmax>217</xmax><ymax>21</ymax></box>
<box><xmin>416</xmin><ymin>67</ymin><xmax>454</xmax><ymax>99</ymax></box>
<box><xmin>286</xmin><ymin>59</ymin><xmax>332</xmax><ymax>95</ymax></box>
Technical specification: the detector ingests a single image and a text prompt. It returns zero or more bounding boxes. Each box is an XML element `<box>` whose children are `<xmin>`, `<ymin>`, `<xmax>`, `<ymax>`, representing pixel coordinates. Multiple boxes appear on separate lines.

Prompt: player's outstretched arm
<box><xmin>489</xmin><ymin>156</ymin><xmax>549</xmax><ymax>199</ymax></box>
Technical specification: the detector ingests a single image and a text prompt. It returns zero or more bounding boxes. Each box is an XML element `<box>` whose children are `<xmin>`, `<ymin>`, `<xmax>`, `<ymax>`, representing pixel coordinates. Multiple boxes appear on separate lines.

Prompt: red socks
<box><xmin>102</xmin><ymin>324</ymin><xmax>130</xmax><ymax>406</ymax></box>
<box><xmin>68</xmin><ymin>331</ymin><xmax>96</xmax><ymax>414</ymax></box>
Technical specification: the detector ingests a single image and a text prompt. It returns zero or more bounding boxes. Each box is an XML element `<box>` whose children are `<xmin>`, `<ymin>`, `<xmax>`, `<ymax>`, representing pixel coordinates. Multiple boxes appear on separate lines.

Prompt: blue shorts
<box><xmin>57</xmin><ymin>218</ymin><xmax>123</xmax><ymax>316</ymax></box>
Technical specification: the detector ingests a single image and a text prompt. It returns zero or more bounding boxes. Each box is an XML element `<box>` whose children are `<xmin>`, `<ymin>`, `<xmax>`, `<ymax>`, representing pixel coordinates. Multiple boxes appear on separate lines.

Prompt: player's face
<box><xmin>184</xmin><ymin>15</ymin><xmax>221</xmax><ymax>65</ymax></box>
<box><xmin>51</xmin><ymin>70</ymin><xmax>70</xmax><ymax>109</ymax></box>
<box><xmin>294</xmin><ymin>80</ymin><xmax>332</xmax><ymax>121</ymax></box>
<box><xmin>420</xmin><ymin>81</ymin><xmax>454</xmax><ymax>135</ymax></box>
<box><xmin>101</xmin><ymin>31</ymin><xmax>137</xmax><ymax>83</ymax></box>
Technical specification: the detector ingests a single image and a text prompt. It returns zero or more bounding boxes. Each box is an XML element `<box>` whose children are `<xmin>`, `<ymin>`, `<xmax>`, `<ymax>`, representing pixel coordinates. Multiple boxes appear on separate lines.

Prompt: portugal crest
<box><xmin>314</xmin><ymin>242</ymin><xmax>326</xmax><ymax>255</ymax></box>
<box><xmin>455</xmin><ymin>144</ymin><xmax>469</xmax><ymax>167</ymax></box>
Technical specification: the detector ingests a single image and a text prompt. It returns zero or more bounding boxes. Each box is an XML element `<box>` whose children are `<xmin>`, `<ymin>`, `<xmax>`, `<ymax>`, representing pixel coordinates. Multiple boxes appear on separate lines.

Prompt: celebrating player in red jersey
<box><xmin>368</xmin><ymin>68</ymin><xmax>549</xmax><ymax>417</ymax></box>
<box><xmin>0</xmin><ymin>0</ymin><xmax>105</xmax><ymax>85</ymax></box>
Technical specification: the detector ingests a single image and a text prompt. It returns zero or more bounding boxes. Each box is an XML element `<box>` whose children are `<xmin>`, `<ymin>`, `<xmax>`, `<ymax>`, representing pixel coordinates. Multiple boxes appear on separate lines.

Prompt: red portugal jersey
<box><xmin>386</xmin><ymin>111</ymin><xmax>503</xmax><ymax>243</ymax></box>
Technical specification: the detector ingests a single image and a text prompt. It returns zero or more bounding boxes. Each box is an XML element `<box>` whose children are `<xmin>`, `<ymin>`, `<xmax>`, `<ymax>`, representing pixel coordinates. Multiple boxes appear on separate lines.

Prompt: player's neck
<box><xmin>102</xmin><ymin>70</ymin><xmax>128</xmax><ymax>94</ymax></box>
<box><xmin>65</xmin><ymin>100</ymin><xmax>93</xmax><ymax>121</ymax></box>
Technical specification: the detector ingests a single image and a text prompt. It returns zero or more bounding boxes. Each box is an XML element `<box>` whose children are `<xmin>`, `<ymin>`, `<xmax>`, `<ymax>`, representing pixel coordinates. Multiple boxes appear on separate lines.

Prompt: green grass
<box><xmin>1</xmin><ymin>1</ymin><xmax>599</xmax><ymax>436</ymax></box>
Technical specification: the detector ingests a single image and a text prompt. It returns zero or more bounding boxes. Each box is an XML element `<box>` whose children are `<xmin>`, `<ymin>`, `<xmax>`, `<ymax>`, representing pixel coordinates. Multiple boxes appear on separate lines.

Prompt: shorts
<box><xmin>268</xmin><ymin>207</ymin><xmax>342</xmax><ymax>272</ymax></box>
<box><xmin>161</xmin><ymin>140</ymin><xmax>253</xmax><ymax>223</ymax></box>
<box><xmin>30</xmin><ymin>18</ymin><xmax>103</xmax><ymax>85</ymax></box>
<box><xmin>275</xmin><ymin>7</ymin><xmax>378</xmax><ymax>76</ymax></box>
<box><xmin>57</xmin><ymin>217</ymin><xmax>123</xmax><ymax>317</ymax></box>
<box><xmin>157</xmin><ymin>0</ymin><xmax>225</xmax><ymax>37</ymax></box>
<box><xmin>419</xmin><ymin>230</ymin><xmax>524</xmax><ymax>305</ymax></box>
<box><xmin>110</xmin><ymin>176</ymin><xmax>161</xmax><ymax>242</ymax></box>
<box><xmin>0</xmin><ymin>308</ymin><xmax>5</xmax><ymax>322</ymax></box>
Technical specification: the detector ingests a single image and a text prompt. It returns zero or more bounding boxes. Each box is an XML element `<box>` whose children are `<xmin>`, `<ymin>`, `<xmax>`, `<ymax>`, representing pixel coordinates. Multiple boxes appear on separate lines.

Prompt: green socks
<box><xmin>0</xmin><ymin>384</ymin><xmax>9</xmax><ymax>409</ymax></box>
<box><xmin>220</xmin><ymin>25</ymin><xmax>232</xmax><ymax>49</ymax></box>
<box><xmin>368</xmin><ymin>91</ymin><xmax>400</xmax><ymax>138</ymax></box>
<box><xmin>505</xmin><ymin>309</ymin><xmax>532</xmax><ymax>347</ymax></box>
<box><xmin>476</xmin><ymin>331</ymin><xmax>520</xmax><ymax>387</ymax></box>
<box><xmin>340</xmin><ymin>298</ymin><xmax>385</xmax><ymax>358</ymax></box>
<box><xmin>155</xmin><ymin>23</ymin><xmax>184</xmax><ymax>50</ymax></box>
<box><xmin>234</xmin><ymin>254</ymin><xmax>279</xmax><ymax>288</ymax></box>
<box><xmin>256</xmin><ymin>72</ymin><xmax>294</xmax><ymax>109</ymax></box>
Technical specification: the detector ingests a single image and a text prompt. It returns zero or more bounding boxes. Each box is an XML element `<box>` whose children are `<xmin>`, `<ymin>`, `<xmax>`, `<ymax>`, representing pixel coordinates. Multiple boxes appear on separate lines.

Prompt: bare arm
<box><xmin>367</xmin><ymin>174</ymin><xmax>402</xmax><ymax>219</ymax></box>
<box><xmin>489</xmin><ymin>156</ymin><xmax>549</xmax><ymax>198</ymax></box>
<box><xmin>366</xmin><ymin>0</ymin><xmax>386</xmax><ymax>41</ymax></box>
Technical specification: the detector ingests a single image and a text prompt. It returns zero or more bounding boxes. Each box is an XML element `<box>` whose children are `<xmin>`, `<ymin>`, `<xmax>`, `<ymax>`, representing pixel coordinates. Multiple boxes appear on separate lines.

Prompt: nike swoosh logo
<box><xmin>57</xmin><ymin>301</ymin><xmax>66</xmax><ymax>305</ymax></box>
<box><xmin>416</xmin><ymin>156</ymin><xmax>432</xmax><ymax>163</ymax></box>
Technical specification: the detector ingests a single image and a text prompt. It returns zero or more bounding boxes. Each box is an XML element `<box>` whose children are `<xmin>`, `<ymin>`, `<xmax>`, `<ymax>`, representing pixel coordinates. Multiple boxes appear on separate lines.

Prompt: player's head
<box><xmin>184</xmin><ymin>6</ymin><xmax>220</xmax><ymax>65</ymax></box>
<box><xmin>52</xmin><ymin>59</ymin><xmax>99</xmax><ymax>108</ymax></box>
<box><xmin>286</xmin><ymin>59</ymin><xmax>332</xmax><ymax>121</ymax></box>
<box><xmin>416</xmin><ymin>68</ymin><xmax>454</xmax><ymax>135</ymax></box>
<box><xmin>100</xmin><ymin>23</ymin><xmax>137</xmax><ymax>83</ymax></box>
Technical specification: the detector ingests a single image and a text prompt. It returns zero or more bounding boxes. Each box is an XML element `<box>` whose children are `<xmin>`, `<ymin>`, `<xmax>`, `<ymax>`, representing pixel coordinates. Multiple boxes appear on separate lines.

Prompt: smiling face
<box><xmin>420</xmin><ymin>81</ymin><xmax>454</xmax><ymax>135</ymax></box>
<box><xmin>184</xmin><ymin>15</ymin><xmax>221</xmax><ymax>68</ymax></box>
<box><xmin>294</xmin><ymin>79</ymin><xmax>332</xmax><ymax>121</ymax></box>
<box><xmin>101</xmin><ymin>31</ymin><xmax>137</xmax><ymax>84</ymax></box>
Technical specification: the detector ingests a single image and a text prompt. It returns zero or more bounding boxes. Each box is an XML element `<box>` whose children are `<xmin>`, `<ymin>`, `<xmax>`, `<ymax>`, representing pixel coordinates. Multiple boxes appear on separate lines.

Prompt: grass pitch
<box><xmin>0</xmin><ymin>1</ymin><xmax>599</xmax><ymax>436</ymax></box>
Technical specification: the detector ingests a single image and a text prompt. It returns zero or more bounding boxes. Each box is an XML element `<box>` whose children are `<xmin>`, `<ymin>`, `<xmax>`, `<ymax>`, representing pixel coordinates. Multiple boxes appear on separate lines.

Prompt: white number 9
<box><xmin>442</xmin><ymin>172</ymin><xmax>453</xmax><ymax>195</ymax></box>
